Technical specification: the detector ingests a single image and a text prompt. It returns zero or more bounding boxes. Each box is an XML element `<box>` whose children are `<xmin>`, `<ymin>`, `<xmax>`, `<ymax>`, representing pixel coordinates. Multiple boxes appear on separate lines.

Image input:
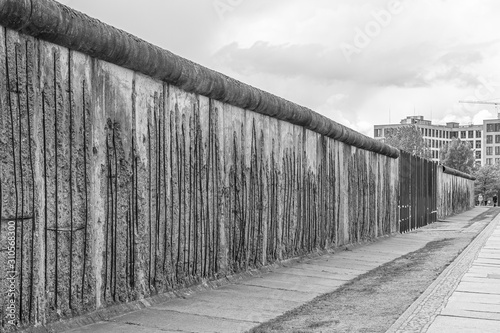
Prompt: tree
<box><xmin>474</xmin><ymin>164</ymin><xmax>500</xmax><ymax>200</ymax></box>
<box><xmin>439</xmin><ymin>138</ymin><xmax>475</xmax><ymax>174</ymax></box>
<box><xmin>384</xmin><ymin>125</ymin><xmax>431</xmax><ymax>158</ymax></box>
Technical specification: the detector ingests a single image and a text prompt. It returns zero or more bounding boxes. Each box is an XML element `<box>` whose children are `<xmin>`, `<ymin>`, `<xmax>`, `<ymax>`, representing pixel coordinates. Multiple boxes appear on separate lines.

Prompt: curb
<box><xmin>386</xmin><ymin>212</ymin><xmax>500</xmax><ymax>333</ymax></box>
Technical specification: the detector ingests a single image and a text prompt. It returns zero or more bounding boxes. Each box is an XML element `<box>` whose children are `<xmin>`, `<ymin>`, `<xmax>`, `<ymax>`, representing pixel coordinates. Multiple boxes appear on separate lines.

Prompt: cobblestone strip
<box><xmin>386</xmin><ymin>215</ymin><xmax>500</xmax><ymax>333</ymax></box>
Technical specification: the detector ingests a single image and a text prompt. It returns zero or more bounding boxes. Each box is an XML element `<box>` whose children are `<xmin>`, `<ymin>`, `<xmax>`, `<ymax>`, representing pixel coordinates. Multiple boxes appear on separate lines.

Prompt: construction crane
<box><xmin>459</xmin><ymin>100</ymin><xmax>500</xmax><ymax>114</ymax></box>
<box><xmin>459</xmin><ymin>100</ymin><xmax>500</xmax><ymax>107</ymax></box>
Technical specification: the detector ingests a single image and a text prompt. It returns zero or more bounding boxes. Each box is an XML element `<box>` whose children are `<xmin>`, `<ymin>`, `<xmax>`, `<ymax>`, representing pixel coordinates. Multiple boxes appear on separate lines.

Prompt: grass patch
<box><xmin>249</xmin><ymin>237</ymin><xmax>467</xmax><ymax>333</ymax></box>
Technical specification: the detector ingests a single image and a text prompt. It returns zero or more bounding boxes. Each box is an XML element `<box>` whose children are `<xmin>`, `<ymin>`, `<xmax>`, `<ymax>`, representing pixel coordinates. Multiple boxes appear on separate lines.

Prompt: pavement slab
<box><xmin>440</xmin><ymin>307</ymin><xmax>500</xmax><ymax>321</ymax></box>
<box><xmin>274</xmin><ymin>266</ymin><xmax>354</xmax><ymax>281</ymax></box>
<box><xmin>291</xmin><ymin>262</ymin><xmax>366</xmax><ymax>277</ymax></box>
<box><xmin>240</xmin><ymin>277</ymin><xmax>335</xmax><ymax>294</ymax></box>
<box><xmin>446</xmin><ymin>291</ymin><xmax>500</xmax><ymax>305</ymax></box>
<box><xmin>427</xmin><ymin>316</ymin><xmax>500</xmax><ymax>333</ymax></box>
<box><xmin>456</xmin><ymin>281</ymin><xmax>500</xmax><ymax>294</ymax></box>
<box><xmin>149</xmin><ymin>298</ymin><xmax>281</xmax><ymax>322</ymax></box>
<box><xmin>112</xmin><ymin>308</ymin><xmax>258</xmax><ymax>333</ymax></box>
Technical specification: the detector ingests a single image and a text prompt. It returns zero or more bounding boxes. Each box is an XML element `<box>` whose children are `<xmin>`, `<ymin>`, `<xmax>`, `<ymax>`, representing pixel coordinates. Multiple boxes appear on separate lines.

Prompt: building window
<box><xmin>496</xmin><ymin>158</ymin><xmax>500</xmax><ymax>164</ymax></box>
<box><xmin>476</xmin><ymin>151</ymin><xmax>481</xmax><ymax>159</ymax></box>
<box><xmin>476</xmin><ymin>130</ymin><xmax>481</xmax><ymax>138</ymax></box>
<box><xmin>476</xmin><ymin>140</ymin><xmax>481</xmax><ymax>149</ymax></box>
<box><xmin>374</xmin><ymin>128</ymin><xmax>382</xmax><ymax>137</ymax></box>
<box><xmin>468</xmin><ymin>130</ymin><xmax>474</xmax><ymax>138</ymax></box>
<box><xmin>450</xmin><ymin>132</ymin><xmax>457</xmax><ymax>139</ymax></box>
<box><xmin>487</xmin><ymin>147</ymin><xmax>493</xmax><ymax>155</ymax></box>
<box><xmin>487</xmin><ymin>158</ymin><xmax>493</xmax><ymax>165</ymax></box>
<box><xmin>496</xmin><ymin>135</ymin><xmax>500</xmax><ymax>143</ymax></box>
<box><xmin>487</xmin><ymin>123</ymin><xmax>500</xmax><ymax>132</ymax></box>
<box><xmin>487</xmin><ymin>135</ymin><xmax>493</xmax><ymax>144</ymax></box>
<box><xmin>469</xmin><ymin>141</ymin><xmax>474</xmax><ymax>148</ymax></box>
<box><xmin>425</xmin><ymin>128</ymin><xmax>428</xmax><ymax>136</ymax></box>
<box><xmin>496</xmin><ymin>147</ymin><xmax>500</xmax><ymax>155</ymax></box>
<box><xmin>460</xmin><ymin>131</ymin><xmax>466</xmax><ymax>138</ymax></box>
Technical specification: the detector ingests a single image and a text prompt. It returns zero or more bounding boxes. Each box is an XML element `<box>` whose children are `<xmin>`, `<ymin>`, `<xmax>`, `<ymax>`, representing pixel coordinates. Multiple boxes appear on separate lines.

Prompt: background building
<box><xmin>373</xmin><ymin>115</ymin><xmax>497</xmax><ymax>165</ymax></box>
<box><xmin>483</xmin><ymin>119</ymin><xmax>500</xmax><ymax>166</ymax></box>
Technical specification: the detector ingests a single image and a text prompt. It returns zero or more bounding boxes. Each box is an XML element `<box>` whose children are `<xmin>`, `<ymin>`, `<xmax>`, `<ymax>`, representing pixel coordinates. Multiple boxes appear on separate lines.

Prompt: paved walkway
<box><xmin>389</xmin><ymin>208</ymin><xmax>500</xmax><ymax>333</ymax></box>
<box><xmin>62</xmin><ymin>207</ymin><xmax>494</xmax><ymax>333</ymax></box>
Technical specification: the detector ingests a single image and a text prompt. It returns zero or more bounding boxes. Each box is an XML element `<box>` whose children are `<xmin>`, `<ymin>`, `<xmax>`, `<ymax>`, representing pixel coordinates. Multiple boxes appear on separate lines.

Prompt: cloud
<box><xmin>473</xmin><ymin>109</ymin><xmax>497</xmax><ymax>124</ymax></box>
<box><xmin>212</xmin><ymin>41</ymin><xmax>432</xmax><ymax>87</ymax></box>
<box><xmin>438</xmin><ymin>109</ymin><xmax>497</xmax><ymax>126</ymax></box>
<box><xmin>212</xmin><ymin>39</ymin><xmax>495</xmax><ymax>90</ymax></box>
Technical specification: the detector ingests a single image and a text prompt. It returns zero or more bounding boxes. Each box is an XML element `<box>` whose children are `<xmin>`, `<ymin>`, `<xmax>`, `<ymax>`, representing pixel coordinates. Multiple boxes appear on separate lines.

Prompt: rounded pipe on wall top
<box><xmin>439</xmin><ymin>164</ymin><xmax>476</xmax><ymax>181</ymax></box>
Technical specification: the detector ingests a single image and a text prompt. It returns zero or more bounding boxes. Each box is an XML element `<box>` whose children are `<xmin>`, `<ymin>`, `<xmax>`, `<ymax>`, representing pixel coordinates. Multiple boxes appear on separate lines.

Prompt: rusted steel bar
<box><xmin>0</xmin><ymin>0</ymin><xmax>399</xmax><ymax>158</ymax></box>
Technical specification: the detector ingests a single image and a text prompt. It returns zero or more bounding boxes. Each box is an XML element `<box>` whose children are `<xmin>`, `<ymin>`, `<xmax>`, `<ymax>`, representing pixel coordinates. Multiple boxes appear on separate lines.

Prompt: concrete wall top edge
<box><xmin>0</xmin><ymin>0</ymin><xmax>400</xmax><ymax>158</ymax></box>
<box><xmin>440</xmin><ymin>165</ymin><xmax>476</xmax><ymax>181</ymax></box>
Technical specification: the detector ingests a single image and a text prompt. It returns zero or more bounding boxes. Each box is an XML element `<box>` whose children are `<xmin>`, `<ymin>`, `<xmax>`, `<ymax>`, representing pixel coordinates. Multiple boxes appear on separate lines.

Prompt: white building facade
<box><xmin>373</xmin><ymin>115</ymin><xmax>496</xmax><ymax>166</ymax></box>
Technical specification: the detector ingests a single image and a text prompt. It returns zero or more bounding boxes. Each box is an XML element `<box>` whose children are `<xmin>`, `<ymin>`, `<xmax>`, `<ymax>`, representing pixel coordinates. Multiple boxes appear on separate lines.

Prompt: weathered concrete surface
<box><xmin>62</xmin><ymin>207</ymin><xmax>491</xmax><ymax>333</ymax></box>
<box><xmin>389</xmin><ymin>207</ymin><xmax>500</xmax><ymax>333</ymax></box>
<box><xmin>437</xmin><ymin>168</ymin><xmax>476</xmax><ymax>219</ymax></box>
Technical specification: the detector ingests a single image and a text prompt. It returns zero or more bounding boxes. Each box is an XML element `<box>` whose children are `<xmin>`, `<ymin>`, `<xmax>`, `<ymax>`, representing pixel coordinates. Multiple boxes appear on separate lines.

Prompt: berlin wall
<box><xmin>0</xmin><ymin>0</ymin><xmax>473</xmax><ymax>330</ymax></box>
<box><xmin>437</xmin><ymin>166</ymin><xmax>476</xmax><ymax>220</ymax></box>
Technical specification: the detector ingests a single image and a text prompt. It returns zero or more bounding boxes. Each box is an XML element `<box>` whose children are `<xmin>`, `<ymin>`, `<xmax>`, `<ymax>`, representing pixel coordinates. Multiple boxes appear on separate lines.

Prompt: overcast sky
<box><xmin>59</xmin><ymin>0</ymin><xmax>500</xmax><ymax>137</ymax></box>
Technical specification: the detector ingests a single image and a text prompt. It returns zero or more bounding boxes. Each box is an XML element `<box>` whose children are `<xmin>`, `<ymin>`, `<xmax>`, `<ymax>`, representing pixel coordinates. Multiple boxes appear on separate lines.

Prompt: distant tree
<box><xmin>474</xmin><ymin>164</ymin><xmax>500</xmax><ymax>199</ymax></box>
<box><xmin>439</xmin><ymin>138</ymin><xmax>475</xmax><ymax>174</ymax></box>
<box><xmin>384</xmin><ymin>125</ymin><xmax>431</xmax><ymax>158</ymax></box>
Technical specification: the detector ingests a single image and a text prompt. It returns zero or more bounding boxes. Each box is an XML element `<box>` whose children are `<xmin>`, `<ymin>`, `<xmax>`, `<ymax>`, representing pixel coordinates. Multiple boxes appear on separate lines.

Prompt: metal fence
<box><xmin>398</xmin><ymin>151</ymin><xmax>438</xmax><ymax>233</ymax></box>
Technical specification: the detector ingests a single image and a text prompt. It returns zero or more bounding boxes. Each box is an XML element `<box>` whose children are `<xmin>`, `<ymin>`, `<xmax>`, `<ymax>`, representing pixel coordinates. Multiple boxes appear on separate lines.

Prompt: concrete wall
<box><xmin>0</xmin><ymin>18</ymin><xmax>400</xmax><ymax>330</ymax></box>
<box><xmin>437</xmin><ymin>166</ymin><xmax>475</xmax><ymax>220</ymax></box>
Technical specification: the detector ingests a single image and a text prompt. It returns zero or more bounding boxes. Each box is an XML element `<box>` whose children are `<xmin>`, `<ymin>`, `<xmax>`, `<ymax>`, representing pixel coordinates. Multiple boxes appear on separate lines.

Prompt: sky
<box><xmin>58</xmin><ymin>0</ymin><xmax>500</xmax><ymax>137</ymax></box>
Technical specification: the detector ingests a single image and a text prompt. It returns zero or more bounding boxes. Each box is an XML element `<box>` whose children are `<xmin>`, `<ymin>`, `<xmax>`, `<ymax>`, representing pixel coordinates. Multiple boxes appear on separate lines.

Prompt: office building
<box><xmin>373</xmin><ymin>115</ymin><xmax>497</xmax><ymax>165</ymax></box>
